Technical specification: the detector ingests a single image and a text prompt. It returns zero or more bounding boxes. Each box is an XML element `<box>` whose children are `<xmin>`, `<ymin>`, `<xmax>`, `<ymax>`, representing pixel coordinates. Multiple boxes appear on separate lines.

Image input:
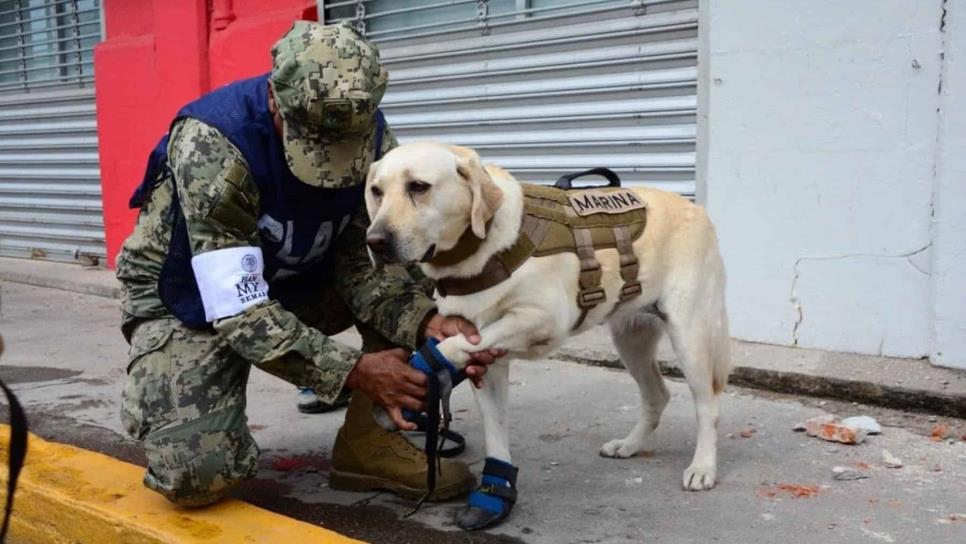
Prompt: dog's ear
<box><xmin>450</xmin><ymin>146</ymin><xmax>503</xmax><ymax>238</ymax></box>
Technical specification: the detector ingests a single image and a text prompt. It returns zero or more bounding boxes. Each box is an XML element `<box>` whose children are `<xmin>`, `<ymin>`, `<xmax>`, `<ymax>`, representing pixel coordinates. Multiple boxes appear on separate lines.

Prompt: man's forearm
<box><xmin>214</xmin><ymin>300</ymin><xmax>360</xmax><ymax>403</ymax></box>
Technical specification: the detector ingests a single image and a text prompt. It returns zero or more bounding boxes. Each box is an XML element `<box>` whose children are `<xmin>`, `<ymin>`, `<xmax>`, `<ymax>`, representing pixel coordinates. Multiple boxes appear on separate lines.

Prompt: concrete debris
<box><xmin>832</xmin><ymin>466</ymin><xmax>869</xmax><ymax>481</ymax></box>
<box><xmin>881</xmin><ymin>449</ymin><xmax>903</xmax><ymax>469</ymax></box>
<box><xmin>841</xmin><ymin>416</ymin><xmax>881</xmax><ymax>435</ymax></box>
<box><xmin>759</xmin><ymin>483</ymin><xmax>821</xmax><ymax>498</ymax></box>
<box><xmin>930</xmin><ymin>423</ymin><xmax>949</xmax><ymax>442</ymax></box>
<box><xmin>792</xmin><ymin>422</ymin><xmax>807</xmax><ymax>432</ymax></box>
<box><xmin>804</xmin><ymin>414</ymin><xmax>835</xmax><ymax>428</ymax></box>
<box><xmin>804</xmin><ymin>415</ymin><xmax>867</xmax><ymax>445</ymax></box>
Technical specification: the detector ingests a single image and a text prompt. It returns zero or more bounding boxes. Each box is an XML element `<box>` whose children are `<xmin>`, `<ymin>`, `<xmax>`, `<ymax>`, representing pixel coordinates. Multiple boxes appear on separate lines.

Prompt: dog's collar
<box><xmin>426</xmin><ymin>220</ymin><xmax>493</xmax><ymax>268</ymax></box>
<box><xmin>436</xmin><ymin>253</ymin><xmax>516</xmax><ymax>297</ymax></box>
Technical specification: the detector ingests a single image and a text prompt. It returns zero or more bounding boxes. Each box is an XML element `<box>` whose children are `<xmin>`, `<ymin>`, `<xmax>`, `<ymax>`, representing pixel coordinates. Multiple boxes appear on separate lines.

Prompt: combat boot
<box><xmin>329</xmin><ymin>392</ymin><xmax>475</xmax><ymax>501</ymax></box>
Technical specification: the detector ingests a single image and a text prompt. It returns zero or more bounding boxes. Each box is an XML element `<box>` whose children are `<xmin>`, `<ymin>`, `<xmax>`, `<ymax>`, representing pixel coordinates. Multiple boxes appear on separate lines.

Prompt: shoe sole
<box><xmin>329</xmin><ymin>469</ymin><xmax>474</xmax><ymax>502</ymax></box>
<box><xmin>297</xmin><ymin>398</ymin><xmax>350</xmax><ymax>414</ymax></box>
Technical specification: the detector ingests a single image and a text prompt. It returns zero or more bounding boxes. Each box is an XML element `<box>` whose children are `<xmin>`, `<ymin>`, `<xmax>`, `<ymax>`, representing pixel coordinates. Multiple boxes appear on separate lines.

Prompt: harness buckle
<box><xmin>620</xmin><ymin>281</ymin><xmax>642</xmax><ymax>301</ymax></box>
<box><xmin>577</xmin><ymin>286</ymin><xmax>606</xmax><ymax>309</ymax></box>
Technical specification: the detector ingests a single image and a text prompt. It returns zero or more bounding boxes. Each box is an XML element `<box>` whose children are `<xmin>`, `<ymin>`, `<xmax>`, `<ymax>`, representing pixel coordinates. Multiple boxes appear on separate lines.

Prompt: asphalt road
<box><xmin>1</xmin><ymin>281</ymin><xmax>965</xmax><ymax>544</ymax></box>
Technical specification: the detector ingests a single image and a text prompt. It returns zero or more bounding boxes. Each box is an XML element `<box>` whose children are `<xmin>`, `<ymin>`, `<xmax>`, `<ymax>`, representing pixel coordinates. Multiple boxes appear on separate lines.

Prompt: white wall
<box><xmin>931</xmin><ymin>0</ymin><xmax>966</xmax><ymax>367</ymax></box>
<box><xmin>701</xmin><ymin>0</ymin><xmax>964</xmax><ymax>368</ymax></box>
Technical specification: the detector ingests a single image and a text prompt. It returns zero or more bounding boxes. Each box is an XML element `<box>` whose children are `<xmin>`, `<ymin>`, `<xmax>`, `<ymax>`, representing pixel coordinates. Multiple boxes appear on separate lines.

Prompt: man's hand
<box><xmin>345</xmin><ymin>348</ymin><xmax>427</xmax><ymax>431</ymax></box>
<box><xmin>423</xmin><ymin>314</ymin><xmax>506</xmax><ymax>388</ymax></box>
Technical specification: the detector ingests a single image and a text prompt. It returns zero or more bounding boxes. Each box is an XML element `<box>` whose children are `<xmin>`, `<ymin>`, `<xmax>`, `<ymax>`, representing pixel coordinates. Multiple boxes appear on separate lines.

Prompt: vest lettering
<box><xmin>572</xmin><ymin>194</ymin><xmax>591</xmax><ymax>215</ymax></box>
<box><xmin>568</xmin><ymin>189</ymin><xmax>647</xmax><ymax>217</ymax></box>
<box><xmin>129</xmin><ymin>73</ymin><xmax>384</xmax><ymax>328</ymax></box>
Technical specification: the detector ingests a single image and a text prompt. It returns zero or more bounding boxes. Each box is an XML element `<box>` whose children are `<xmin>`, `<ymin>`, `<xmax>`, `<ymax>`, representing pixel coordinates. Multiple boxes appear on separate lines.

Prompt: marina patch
<box><xmin>568</xmin><ymin>189</ymin><xmax>646</xmax><ymax>217</ymax></box>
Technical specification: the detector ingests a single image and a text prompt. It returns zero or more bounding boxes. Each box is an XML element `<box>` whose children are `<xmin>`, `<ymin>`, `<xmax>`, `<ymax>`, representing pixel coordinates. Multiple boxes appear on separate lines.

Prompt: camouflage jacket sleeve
<box><xmin>333</xmin><ymin>124</ymin><xmax>438</xmax><ymax>350</ymax></box>
<box><xmin>168</xmin><ymin>118</ymin><xmax>359</xmax><ymax>403</ymax></box>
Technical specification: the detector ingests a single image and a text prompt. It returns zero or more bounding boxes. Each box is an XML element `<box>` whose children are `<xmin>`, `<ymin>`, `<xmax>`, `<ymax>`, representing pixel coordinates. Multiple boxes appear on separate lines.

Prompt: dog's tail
<box><xmin>710</xmin><ymin>307</ymin><xmax>731</xmax><ymax>395</ymax></box>
<box><xmin>707</xmin><ymin>249</ymin><xmax>732</xmax><ymax>395</ymax></box>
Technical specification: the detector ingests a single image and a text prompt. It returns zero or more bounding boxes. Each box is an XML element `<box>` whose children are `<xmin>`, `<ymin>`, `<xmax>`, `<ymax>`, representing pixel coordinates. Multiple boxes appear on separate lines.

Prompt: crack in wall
<box><xmin>788</xmin><ymin>244</ymin><xmax>933</xmax><ymax>346</ymax></box>
<box><xmin>790</xmin><ymin>258</ymin><xmax>804</xmax><ymax>347</ymax></box>
<box><xmin>928</xmin><ymin>0</ymin><xmax>949</xmax><ymax>358</ymax></box>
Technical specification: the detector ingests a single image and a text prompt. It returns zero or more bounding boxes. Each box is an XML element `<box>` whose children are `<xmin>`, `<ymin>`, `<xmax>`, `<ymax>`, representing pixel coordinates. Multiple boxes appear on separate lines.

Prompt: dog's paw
<box><xmin>682</xmin><ymin>463</ymin><xmax>716</xmax><ymax>491</ymax></box>
<box><xmin>599</xmin><ymin>438</ymin><xmax>643</xmax><ymax>458</ymax></box>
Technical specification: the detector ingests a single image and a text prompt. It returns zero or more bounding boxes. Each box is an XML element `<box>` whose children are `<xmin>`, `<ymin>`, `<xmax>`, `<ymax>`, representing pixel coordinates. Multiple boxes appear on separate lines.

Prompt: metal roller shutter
<box><xmin>324</xmin><ymin>0</ymin><xmax>698</xmax><ymax>196</ymax></box>
<box><xmin>0</xmin><ymin>0</ymin><xmax>103</xmax><ymax>264</ymax></box>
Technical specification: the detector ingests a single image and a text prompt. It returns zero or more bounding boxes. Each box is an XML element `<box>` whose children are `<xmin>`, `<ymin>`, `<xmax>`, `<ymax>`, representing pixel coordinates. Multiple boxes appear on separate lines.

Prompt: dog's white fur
<box><xmin>366</xmin><ymin>142</ymin><xmax>731</xmax><ymax>491</ymax></box>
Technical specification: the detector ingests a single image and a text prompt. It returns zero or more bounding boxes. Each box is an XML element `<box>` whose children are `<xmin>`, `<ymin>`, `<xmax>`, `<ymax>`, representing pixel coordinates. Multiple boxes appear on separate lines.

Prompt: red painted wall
<box><xmin>95</xmin><ymin>0</ymin><xmax>318</xmax><ymax>267</ymax></box>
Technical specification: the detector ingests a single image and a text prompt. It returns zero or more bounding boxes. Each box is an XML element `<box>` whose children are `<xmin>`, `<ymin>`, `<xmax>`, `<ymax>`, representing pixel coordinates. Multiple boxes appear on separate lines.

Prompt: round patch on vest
<box><xmin>241</xmin><ymin>254</ymin><xmax>259</xmax><ymax>273</ymax></box>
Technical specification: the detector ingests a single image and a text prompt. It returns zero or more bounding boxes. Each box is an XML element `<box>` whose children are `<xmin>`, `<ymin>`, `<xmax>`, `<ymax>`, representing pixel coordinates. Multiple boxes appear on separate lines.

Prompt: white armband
<box><xmin>191</xmin><ymin>246</ymin><xmax>270</xmax><ymax>322</ymax></box>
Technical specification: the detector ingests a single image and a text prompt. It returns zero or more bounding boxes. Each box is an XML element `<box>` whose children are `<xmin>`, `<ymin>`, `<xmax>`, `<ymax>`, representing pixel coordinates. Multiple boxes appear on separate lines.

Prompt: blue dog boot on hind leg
<box><xmin>456</xmin><ymin>458</ymin><xmax>519</xmax><ymax>531</ymax></box>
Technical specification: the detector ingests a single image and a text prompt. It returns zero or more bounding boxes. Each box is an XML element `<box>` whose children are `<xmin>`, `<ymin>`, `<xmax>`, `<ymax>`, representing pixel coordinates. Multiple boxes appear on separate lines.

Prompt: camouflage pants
<box><xmin>121</xmin><ymin>275</ymin><xmax>431</xmax><ymax>506</ymax></box>
<box><xmin>120</xmin><ymin>286</ymin><xmax>407</xmax><ymax>507</ymax></box>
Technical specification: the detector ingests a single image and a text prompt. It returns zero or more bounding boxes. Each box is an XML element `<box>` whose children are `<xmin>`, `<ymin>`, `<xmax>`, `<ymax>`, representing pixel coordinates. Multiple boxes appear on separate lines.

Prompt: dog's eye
<box><xmin>407</xmin><ymin>180</ymin><xmax>431</xmax><ymax>194</ymax></box>
<box><xmin>370</xmin><ymin>186</ymin><xmax>383</xmax><ymax>198</ymax></box>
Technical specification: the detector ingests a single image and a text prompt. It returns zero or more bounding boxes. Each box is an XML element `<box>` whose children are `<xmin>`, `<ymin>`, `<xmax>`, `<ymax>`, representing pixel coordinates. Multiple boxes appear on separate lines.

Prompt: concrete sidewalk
<box><xmin>3</xmin><ymin>256</ymin><xmax>964</xmax><ymax>417</ymax></box>
<box><xmin>1</xmin><ymin>269</ymin><xmax>965</xmax><ymax>543</ymax></box>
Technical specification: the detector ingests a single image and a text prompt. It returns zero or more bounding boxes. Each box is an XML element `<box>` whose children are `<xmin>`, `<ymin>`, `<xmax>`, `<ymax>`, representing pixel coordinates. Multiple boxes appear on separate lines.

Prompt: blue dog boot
<box><xmin>409</xmin><ymin>337</ymin><xmax>462</xmax><ymax>384</ymax></box>
<box><xmin>403</xmin><ymin>337</ymin><xmax>464</xmax><ymax>423</ymax></box>
<box><xmin>456</xmin><ymin>458</ymin><xmax>518</xmax><ymax>531</ymax></box>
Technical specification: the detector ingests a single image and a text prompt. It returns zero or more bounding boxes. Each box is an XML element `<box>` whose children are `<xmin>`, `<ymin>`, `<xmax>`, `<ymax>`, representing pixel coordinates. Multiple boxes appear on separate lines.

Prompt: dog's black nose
<box><xmin>366</xmin><ymin>230</ymin><xmax>394</xmax><ymax>256</ymax></box>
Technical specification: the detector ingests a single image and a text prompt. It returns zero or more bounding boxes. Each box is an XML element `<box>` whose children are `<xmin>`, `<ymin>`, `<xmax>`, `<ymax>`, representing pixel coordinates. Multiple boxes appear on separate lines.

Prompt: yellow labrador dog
<box><xmin>365</xmin><ymin>142</ymin><xmax>731</xmax><ymax>529</ymax></box>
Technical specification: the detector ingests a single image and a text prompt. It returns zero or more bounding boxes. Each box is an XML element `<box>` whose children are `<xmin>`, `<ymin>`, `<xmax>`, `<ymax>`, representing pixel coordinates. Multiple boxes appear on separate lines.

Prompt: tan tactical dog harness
<box><xmin>432</xmin><ymin>179</ymin><xmax>647</xmax><ymax>329</ymax></box>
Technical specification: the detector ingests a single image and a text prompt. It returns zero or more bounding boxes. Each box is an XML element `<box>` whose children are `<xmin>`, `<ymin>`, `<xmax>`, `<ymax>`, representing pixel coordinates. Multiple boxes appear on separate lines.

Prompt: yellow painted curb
<box><xmin>0</xmin><ymin>425</ymin><xmax>364</xmax><ymax>543</ymax></box>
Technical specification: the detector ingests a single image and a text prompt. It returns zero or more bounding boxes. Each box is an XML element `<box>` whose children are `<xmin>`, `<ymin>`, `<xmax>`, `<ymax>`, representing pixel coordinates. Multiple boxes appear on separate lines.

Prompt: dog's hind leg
<box><xmin>599</xmin><ymin>312</ymin><xmax>669</xmax><ymax>458</ymax></box>
<box><xmin>662</xmin><ymin>268</ymin><xmax>730</xmax><ymax>491</ymax></box>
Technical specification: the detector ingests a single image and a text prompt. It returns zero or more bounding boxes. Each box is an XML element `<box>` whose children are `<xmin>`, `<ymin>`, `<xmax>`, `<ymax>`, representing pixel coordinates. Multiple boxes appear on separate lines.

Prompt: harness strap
<box><xmin>613</xmin><ymin>225</ymin><xmax>642</xmax><ymax>301</ymax></box>
<box><xmin>404</xmin><ymin>338</ymin><xmax>462</xmax><ymax>517</ymax></box>
<box><xmin>520</xmin><ymin>214</ymin><xmax>553</xmax><ymax>252</ymax></box>
<box><xmin>406</xmin><ymin>368</ymin><xmax>441</xmax><ymax>518</ymax></box>
<box><xmin>409</xmin><ymin>414</ymin><xmax>465</xmax><ymax>457</ymax></box>
<box><xmin>572</xmin><ymin>228</ymin><xmax>605</xmax><ymax>329</ymax></box>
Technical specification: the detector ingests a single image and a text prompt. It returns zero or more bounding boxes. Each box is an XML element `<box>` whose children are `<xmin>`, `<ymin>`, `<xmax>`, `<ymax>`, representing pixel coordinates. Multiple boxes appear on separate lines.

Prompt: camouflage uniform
<box><xmin>117</xmin><ymin>22</ymin><xmax>442</xmax><ymax>507</ymax></box>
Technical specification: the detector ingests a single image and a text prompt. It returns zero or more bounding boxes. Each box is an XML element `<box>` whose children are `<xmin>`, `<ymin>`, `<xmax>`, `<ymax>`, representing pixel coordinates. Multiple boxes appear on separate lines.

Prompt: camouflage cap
<box><xmin>270</xmin><ymin>21</ymin><xmax>388</xmax><ymax>188</ymax></box>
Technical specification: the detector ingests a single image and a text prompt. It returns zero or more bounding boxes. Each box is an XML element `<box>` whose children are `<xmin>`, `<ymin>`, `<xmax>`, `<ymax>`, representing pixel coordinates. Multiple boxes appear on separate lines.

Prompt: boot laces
<box><xmin>389</xmin><ymin>431</ymin><xmax>425</xmax><ymax>459</ymax></box>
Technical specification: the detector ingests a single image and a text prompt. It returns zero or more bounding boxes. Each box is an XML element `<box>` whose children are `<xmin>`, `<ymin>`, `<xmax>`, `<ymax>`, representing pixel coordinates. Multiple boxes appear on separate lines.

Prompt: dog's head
<box><xmin>364</xmin><ymin>142</ymin><xmax>503</xmax><ymax>266</ymax></box>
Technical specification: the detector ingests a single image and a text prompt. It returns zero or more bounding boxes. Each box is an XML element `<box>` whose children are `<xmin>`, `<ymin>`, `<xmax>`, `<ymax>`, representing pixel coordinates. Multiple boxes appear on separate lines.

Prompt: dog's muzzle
<box><xmin>366</xmin><ymin>229</ymin><xmax>396</xmax><ymax>262</ymax></box>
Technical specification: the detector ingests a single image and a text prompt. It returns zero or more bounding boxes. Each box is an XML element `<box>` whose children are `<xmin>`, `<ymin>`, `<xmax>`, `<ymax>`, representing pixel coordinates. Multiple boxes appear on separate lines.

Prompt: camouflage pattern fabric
<box><xmin>116</xmin><ymin>115</ymin><xmax>437</xmax><ymax>505</ymax></box>
<box><xmin>115</xmin><ymin>21</ymin><xmax>438</xmax><ymax>505</ymax></box>
<box><xmin>271</xmin><ymin>21</ymin><xmax>389</xmax><ymax>188</ymax></box>
<box><xmin>120</xmin><ymin>292</ymin><xmax>431</xmax><ymax>506</ymax></box>
<box><xmin>121</xmin><ymin>317</ymin><xmax>259</xmax><ymax>507</ymax></box>
<box><xmin>117</xmin><ymin>116</ymin><xmax>435</xmax><ymax>384</ymax></box>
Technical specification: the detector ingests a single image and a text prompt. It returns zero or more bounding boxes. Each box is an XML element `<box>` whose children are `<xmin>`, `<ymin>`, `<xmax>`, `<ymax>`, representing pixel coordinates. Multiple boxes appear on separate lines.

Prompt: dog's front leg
<box><xmin>435</xmin><ymin>309</ymin><xmax>548</xmax><ymax>369</ymax></box>
<box><xmin>443</xmin><ymin>315</ymin><xmax>546</xmax><ymax>530</ymax></box>
<box><xmin>474</xmin><ymin>360</ymin><xmax>511</xmax><ymax>462</ymax></box>
<box><xmin>454</xmin><ymin>360</ymin><xmax>517</xmax><ymax>531</ymax></box>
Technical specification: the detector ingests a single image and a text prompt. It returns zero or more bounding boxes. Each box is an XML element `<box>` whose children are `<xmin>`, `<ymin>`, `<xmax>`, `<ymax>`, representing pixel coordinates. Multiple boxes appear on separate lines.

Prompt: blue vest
<box><xmin>130</xmin><ymin>73</ymin><xmax>385</xmax><ymax>328</ymax></box>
